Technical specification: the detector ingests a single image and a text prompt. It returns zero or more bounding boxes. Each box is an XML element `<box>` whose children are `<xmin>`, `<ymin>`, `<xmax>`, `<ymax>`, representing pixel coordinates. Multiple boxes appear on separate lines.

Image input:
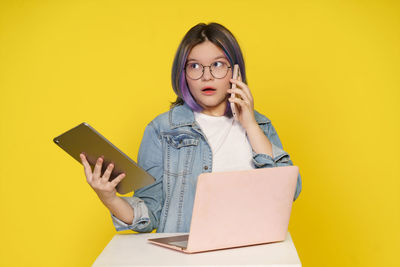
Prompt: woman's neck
<box><xmin>200</xmin><ymin>101</ymin><xmax>227</xmax><ymax>117</ymax></box>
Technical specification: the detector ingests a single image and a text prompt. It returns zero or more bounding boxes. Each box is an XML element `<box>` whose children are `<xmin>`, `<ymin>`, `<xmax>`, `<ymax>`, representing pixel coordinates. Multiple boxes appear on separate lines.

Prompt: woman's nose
<box><xmin>202</xmin><ymin>66</ymin><xmax>213</xmax><ymax>80</ymax></box>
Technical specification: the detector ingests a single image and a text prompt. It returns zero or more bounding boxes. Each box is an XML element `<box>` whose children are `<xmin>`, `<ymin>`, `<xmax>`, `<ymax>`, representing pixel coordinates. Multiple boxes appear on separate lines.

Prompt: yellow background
<box><xmin>1</xmin><ymin>0</ymin><xmax>399</xmax><ymax>266</ymax></box>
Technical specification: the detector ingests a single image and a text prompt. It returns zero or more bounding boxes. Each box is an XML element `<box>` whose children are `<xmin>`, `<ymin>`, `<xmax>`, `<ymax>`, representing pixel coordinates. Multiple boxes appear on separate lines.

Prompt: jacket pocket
<box><xmin>165</xmin><ymin>133</ymin><xmax>199</xmax><ymax>148</ymax></box>
<box><xmin>163</xmin><ymin>132</ymin><xmax>199</xmax><ymax>177</ymax></box>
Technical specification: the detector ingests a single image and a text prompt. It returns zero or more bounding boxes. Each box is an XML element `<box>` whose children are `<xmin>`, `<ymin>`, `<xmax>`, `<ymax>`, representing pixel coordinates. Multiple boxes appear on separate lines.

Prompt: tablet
<box><xmin>53</xmin><ymin>122</ymin><xmax>155</xmax><ymax>194</ymax></box>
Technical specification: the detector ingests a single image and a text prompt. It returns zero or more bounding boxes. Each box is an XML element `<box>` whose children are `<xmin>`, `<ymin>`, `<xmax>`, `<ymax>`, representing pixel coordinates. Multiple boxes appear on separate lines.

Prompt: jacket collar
<box><xmin>169</xmin><ymin>103</ymin><xmax>270</xmax><ymax>129</ymax></box>
<box><xmin>169</xmin><ymin>103</ymin><xmax>195</xmax><ymax>129</ymax></box>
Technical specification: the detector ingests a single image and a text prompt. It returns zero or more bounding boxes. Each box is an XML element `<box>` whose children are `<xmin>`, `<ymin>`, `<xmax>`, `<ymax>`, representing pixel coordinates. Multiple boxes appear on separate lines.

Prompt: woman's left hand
<box><xmin>227</xmin><ymin>75</ymin><xmax>258</xmax><ymax>131</ymax></box>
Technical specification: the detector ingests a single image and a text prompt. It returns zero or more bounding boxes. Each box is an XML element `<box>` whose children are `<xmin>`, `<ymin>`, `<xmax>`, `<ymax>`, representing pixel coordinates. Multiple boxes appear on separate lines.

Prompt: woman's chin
<box><xmin>197</xmin><ymin>98</ymin><xmax>227</xmax><ymax>110</ymax></box>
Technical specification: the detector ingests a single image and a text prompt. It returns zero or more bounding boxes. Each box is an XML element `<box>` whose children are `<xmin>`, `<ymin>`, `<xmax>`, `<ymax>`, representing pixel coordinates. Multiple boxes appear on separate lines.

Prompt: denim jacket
<box><xmin>111</xmin><ymin>103</ymin><xmax>302</xmax><ymax>233</ymax></box>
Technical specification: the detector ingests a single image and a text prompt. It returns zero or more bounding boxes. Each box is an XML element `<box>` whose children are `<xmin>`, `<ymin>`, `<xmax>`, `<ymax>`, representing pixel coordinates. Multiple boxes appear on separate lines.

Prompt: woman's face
<box><xmin>185</xmin><ymin>40</ymin><xmax>232</xmax><ymax>116</ymax></box>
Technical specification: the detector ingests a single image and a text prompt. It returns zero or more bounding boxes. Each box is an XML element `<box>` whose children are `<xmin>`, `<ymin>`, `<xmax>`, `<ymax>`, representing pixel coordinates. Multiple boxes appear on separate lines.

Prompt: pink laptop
<box><xmin>148</xmin><ymin>165</ymin><xmax>299</xmax><ymax>253</ymax></box>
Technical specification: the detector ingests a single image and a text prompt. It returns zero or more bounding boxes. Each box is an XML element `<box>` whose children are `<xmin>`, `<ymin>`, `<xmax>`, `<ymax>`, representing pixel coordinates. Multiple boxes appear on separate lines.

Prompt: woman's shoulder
<box><xmin>146</xmin><ymin>110</ymin><xmax>170</xmax><ymax>130</ymax></box>
<box><xmin>147</xmin><ymin>106</ymin><xmax>272</xmax><ymax>128</ymax></box>
<box><xmin>146</xmin><ymin>104</ymin><xmax>191</xmax><ymax>130</ymax></box>
<box><xmin>253</xmin><ymin>109</ymin><xmax>272</xmax><ymax>125</ymax></box>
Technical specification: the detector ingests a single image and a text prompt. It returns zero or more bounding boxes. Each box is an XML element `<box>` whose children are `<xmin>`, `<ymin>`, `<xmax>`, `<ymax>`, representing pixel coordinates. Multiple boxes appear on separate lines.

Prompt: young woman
<box><xmin>80</xmin><ymin>22</ymin><xmax>302</xmax><ymax>233</ymax></box>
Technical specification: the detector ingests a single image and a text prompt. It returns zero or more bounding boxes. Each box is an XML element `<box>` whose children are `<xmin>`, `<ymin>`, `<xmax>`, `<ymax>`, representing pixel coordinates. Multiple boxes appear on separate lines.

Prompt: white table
<box><xmin>92</xmin><ymin>232</ymin><xmax>302</xmax><ymax>267</ymax></box>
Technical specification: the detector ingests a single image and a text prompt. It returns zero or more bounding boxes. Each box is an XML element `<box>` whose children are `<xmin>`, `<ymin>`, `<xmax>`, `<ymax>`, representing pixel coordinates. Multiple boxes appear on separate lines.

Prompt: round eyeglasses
<box><xmin>185</xmin><ymin>61</ymin><xmax>232</xmax><ymax>80</ymax></box>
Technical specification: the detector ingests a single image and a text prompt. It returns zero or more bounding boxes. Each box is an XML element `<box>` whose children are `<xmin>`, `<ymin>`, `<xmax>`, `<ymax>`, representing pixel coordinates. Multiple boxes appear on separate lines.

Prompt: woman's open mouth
<box><xmin>201</xmin><ymin>87</ymin><xmax>217</xmax><ymax>95</ymax></box>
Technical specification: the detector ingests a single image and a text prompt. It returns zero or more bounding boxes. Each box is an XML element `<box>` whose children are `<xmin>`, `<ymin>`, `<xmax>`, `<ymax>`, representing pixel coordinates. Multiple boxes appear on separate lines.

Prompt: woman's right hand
<box><xmin>79</xmin><ymin>153</ymin><xmax>126</xmax><ymax>203</ymax></box>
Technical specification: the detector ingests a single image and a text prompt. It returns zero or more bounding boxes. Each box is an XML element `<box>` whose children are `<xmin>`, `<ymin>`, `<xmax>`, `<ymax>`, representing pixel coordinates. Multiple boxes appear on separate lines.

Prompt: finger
<box><xmin>229</xmin><ymin>91</ymin><xmax>250</xmax><ymax>106</ymax></box>
<box><xmin>101</xmin><ymin>163</ymin><xmax>115</xmax><ymax>182</ymax></box>
<box><xmin>230</xmin><ymin>79</ymin><xmax>253</xmax><ymax>102</ymax></box>
<box><xmin>229</xmin><ymin>97</ymin><xmax>249</xmax><ymax>110</ymax></box>
<box><xmin>93</xmin><ymin>156</ymin><xmax>104</xmax><ymax>179</ymax></box>
<box><xmin>234</xmin><ymin>79</ymin><xmax>252</xmax><ymax>102</ymax></box>
<box><xmin>80</xmin><ymin>153</ymin><xmax>93</xmax><ymax>182</ymax></box>
<box><xmin>110</xmin><ymin>173</ymin><xmax>126</xmax><ymax>188</ymax></box>
<box><xmin>238</xmin><ymin>72</ymin><xmax>247</xmax><ymax>98</ymax></box>
<box><xmin>80</xmin><ymin>153</ymin><xmax>91</xmax><ymax>170</ymax></box>
<box><xmin>229</xmin><ymin>79</ymin><xmax>247</xmax><ymax>100</ymax></box>
<box><xmin>227</xmin><ymin>88</ymin><xmax>248</xmax><ymax>102</ymax></box>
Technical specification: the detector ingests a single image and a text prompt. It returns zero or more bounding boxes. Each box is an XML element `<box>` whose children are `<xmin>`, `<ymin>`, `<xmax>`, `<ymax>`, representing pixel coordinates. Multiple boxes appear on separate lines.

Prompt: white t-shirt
<box><xmin>194</xmin><ymin>111</ymin><xmax>255</xmax><ymax>173</ymax></box>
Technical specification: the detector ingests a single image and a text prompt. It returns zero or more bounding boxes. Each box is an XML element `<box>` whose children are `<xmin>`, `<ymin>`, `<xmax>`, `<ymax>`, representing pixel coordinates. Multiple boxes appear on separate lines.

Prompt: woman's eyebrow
<box><xmin>187</xmin><ymin>55</ymin><xmax>227</xmax><ymax>62</ymax></box>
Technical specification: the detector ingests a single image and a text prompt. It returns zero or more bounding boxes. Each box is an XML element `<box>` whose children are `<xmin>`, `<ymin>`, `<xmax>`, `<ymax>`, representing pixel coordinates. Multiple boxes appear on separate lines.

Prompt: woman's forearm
<box><xmin>100</xmin><ymin>196</ymin><xmax>134</xmax><ymax>225</ymax></box>
<box><xmin>246</xmin><ymin>123</ymin><xmax>273</xmax><ymax>157</ymax></box>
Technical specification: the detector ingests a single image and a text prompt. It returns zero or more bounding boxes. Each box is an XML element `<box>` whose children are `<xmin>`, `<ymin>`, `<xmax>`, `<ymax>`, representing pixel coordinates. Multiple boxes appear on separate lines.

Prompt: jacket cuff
<box><xmin>252</xmin><ymin>143</ymin><xmax>291</xmax><ymax>168</ymax></box>
<box><xmin>110</xmin><ymin>196</ymin><xmax>151</xmax><ymax>232</ymax></box>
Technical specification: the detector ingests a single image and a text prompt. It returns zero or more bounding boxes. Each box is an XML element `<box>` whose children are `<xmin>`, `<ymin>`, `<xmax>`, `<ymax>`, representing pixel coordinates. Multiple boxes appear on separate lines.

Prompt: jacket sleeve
<box><xmin>110</xmin><ymin>121</ymin><xmax>164</xmax><ymax>232</ymax></box>
<box><xmin>252</xmin><ymin>122</ymin><xmax>302</xmax><ymax>201</ymax></box>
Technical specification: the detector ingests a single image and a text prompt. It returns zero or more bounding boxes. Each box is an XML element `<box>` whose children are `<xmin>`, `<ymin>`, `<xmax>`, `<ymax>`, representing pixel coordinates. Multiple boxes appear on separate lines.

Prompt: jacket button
<box><xmin>204</xmin><ymin>166</ymin><xmax>208</xmax><ymax>170</ymax></box>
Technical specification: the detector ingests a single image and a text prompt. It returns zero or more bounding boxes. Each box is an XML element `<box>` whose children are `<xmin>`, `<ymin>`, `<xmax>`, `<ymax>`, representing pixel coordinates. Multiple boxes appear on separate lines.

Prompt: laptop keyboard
<box><xmin>169</xmin><ymin>240</ymin><xmax>188</xmax><ymax>248</ymax></box>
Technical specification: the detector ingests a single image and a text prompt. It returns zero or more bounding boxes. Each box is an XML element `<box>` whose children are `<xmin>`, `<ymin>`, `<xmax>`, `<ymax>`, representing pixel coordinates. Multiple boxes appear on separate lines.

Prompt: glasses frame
<box><xmin>185</xmin><ymin>61</ymin><xmax>232</xmax><ymax>80</ymax></box>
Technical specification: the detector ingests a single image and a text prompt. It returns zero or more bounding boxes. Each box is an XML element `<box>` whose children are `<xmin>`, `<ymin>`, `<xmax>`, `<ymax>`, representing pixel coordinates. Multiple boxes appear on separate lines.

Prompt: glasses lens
<box><xmin>186</xmin><ymin>63</ymin><xmax>203</xmax><ymax>79</ymax></box>
<box><xmin>211</xmin><ymin>61</ymin><xmax>229</xmax><ymax>79</ymax></box>
<box><xmin>185</xmin><ymin>61</ymin><xmax>229</xmax><ymax>79</ymax></box>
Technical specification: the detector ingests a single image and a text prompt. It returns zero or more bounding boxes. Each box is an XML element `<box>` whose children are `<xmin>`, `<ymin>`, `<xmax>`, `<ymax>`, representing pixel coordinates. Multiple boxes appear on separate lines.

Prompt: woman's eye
<box><xmin>189</xmin><ymin>63</ymin><xmax>200</xmax><ymax>69</ymax></box>
<box><xmin>213</xmin><ymin>61</ymin><xmax>224</xmax><ymax>68</ymax></box>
